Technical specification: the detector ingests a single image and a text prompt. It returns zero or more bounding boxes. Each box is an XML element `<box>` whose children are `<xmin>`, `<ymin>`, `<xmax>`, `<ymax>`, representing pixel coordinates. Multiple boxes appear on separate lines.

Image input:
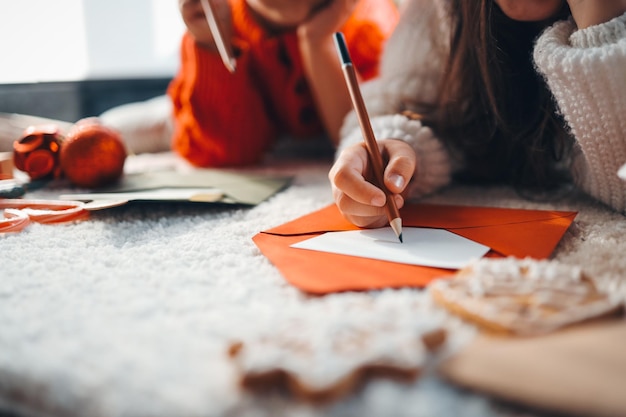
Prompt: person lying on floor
<box><xmin>328</xmin><ymin>0</ymin><xmax>626</xmax><ymax>224</ymax></box>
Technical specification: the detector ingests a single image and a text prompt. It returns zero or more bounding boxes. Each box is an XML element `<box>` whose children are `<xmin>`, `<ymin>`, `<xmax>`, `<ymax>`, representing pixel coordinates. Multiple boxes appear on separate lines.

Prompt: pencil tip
<box><xmin>390</xmin><ymin>218</ymin><xmax>403</xmax><ymax>243</ymax></box>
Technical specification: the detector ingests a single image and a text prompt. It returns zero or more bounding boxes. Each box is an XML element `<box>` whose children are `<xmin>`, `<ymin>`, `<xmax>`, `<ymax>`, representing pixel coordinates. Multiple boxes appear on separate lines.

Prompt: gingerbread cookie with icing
<box><xmin>429</xmin><ymin>257</ymin><xmax>622</xmax><ymax>335</ymax></box>
<box><xmin>228</xmin><ymin>318</ymin><xmax>446</xmax><ymax>403</ymax></box>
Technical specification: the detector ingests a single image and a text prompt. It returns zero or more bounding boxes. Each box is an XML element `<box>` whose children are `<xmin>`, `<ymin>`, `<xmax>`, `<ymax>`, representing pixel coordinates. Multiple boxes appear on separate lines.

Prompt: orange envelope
<box><xmin>252</xmin><ymin>203</ymin><xmax>577</xmax><ymax>294</ymax></box>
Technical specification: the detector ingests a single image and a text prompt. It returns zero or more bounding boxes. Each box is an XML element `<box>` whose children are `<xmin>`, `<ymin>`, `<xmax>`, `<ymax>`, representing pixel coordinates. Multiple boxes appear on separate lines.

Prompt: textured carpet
<box><xmin>1</xmin><ymin>150</ymin><xmax>625</xmax><ymax>417</ymax></box>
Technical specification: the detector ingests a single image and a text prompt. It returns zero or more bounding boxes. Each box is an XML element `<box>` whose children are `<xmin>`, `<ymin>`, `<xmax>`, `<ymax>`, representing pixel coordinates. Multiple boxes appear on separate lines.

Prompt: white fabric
<box><xmin>533</xmin><ymin>14</ymin><xmax>626</xmax><ymax>213</ymax></box>
<box><xmin>98</xmin><ymin>95</ymin><xmax>173</xmax><ymax>155</ymax></box>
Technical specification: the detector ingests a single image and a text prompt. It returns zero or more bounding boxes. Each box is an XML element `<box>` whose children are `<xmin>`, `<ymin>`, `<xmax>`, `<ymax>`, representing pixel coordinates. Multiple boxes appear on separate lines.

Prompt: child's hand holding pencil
<box><xmin>178</xmin><ymin>0</ymin><xmax>237</xmax><ymax>73</ymax></box>
<box><xmin>333</xmin><ymin>32</ymin><xmax>403</xmax><ymax>243</ymax></box>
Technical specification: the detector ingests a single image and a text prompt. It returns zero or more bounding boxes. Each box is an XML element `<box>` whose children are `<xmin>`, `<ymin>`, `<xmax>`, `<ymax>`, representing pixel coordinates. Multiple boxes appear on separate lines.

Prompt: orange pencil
<box><xmin>333</xmin><ymin>32</ymin><xmax>403</xmax><ymax>243</ymax></box>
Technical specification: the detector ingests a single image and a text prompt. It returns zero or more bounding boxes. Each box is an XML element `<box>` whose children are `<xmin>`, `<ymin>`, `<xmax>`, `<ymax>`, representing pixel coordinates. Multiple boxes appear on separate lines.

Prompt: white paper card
<box><xmin>59</xmin><ymin>187</ymin><xmax>224</xmax><ymax>203</ymax></box>
<box><xmin>291</xmin><ymin>227</ymin><xmax>490</xmax><ymax>270</ymax></box>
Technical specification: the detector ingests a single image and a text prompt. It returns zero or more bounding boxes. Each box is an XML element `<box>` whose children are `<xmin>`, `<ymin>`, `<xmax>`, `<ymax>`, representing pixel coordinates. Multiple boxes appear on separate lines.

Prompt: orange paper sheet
<box><xmin>253</xmin><ymin>203</ymin><xmax>577</xmax><ymax>294</ymax></box>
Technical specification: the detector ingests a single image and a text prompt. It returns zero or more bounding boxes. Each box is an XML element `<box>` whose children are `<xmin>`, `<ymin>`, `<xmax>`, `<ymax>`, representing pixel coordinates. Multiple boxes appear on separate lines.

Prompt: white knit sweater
<box><xmin>339</xmin><ymin>0</ymin><xmax>626</xmax><ymax>213</ymax></box>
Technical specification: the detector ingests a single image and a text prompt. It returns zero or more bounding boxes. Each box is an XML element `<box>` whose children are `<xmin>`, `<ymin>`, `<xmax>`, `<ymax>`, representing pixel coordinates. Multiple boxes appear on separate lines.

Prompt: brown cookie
<box><xmin>228</xmin><ymin>316</ymin><xmax>446</xmax><ymax>403</ymax></box>
<box><xmin>429</xmin><ymin>257</ymin><xmax>622</xmax><ymax>335</ymax></box>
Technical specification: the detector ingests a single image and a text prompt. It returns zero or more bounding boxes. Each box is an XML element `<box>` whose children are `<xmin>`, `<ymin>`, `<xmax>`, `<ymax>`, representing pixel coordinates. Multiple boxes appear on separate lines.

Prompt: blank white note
<box><xmin>291</xmin><ymin>227</ymin><xmax>490</xmax><ymax>270</ymax></box>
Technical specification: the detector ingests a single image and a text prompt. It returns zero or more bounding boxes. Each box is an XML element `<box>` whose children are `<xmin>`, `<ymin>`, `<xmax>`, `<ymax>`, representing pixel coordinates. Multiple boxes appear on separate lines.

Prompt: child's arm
<box><xmin>297</xmin><ymin>0</ymin><xmax>360</xmax><ymax>146</ymax></box>
<box><xmin>168</xmin><ymin>33</ymin><xmax>277</xmax><ymax>167</ymax></box>
<box><xmin>172</xmin><ymin>1</ymin><xmax>284</xmax><ymax>167</ymax></box>
<box><xmin>534</xmin><ymin>10</ymin><xmax>626</xmax><ymax>213</ymax></box>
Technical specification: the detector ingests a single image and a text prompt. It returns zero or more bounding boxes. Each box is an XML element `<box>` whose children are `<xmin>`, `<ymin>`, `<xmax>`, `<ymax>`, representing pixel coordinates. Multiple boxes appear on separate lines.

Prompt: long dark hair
<box><xmin>423</xmin><ymin>0</ymin><xmax>572</xmax><ymax>190</ymax></box>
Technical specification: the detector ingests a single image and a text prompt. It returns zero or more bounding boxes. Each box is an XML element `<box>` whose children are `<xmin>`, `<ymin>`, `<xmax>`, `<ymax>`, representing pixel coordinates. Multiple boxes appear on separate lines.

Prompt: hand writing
<box><xmin>179</xmin><ymin>0</ymin><xmax>233</xmax><ymax>51</ymax></box>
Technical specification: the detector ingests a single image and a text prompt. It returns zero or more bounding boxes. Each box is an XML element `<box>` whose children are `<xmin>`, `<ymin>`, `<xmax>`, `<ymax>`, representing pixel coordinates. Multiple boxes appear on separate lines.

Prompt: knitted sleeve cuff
<box><xmin>337</xmin><ymin>114</ymin><xmax>452</xmax><ymax>199</ymax></box>
<box><xmin>569</xmin><ymin>12</ymin><xmax>626</xmax><ymax>48</ymax></box>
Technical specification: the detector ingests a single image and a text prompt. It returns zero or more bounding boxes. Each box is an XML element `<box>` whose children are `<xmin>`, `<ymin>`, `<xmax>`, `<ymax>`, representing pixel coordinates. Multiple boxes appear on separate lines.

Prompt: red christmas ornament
<box><xmin>13</xmin><ymin>125</ymin><xmax>63</xmax><ymax>180</ymax></box>
<box><xmin>59</xmin><ymin>122</ymin><xmax>127</xmax><ymax>188</ymax></box>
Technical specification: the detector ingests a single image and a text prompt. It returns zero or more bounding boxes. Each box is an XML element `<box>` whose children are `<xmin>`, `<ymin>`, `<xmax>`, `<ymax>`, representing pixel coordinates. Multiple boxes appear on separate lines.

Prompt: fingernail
<box><xmin>389</xmin><ymin>174</ymin><xmax>405</xmax><ymax>190</ymax></box>
<box><xmin>371</xmin><ymin>195</ymin><xmax>385</xmax><ymax>206</ymax></box>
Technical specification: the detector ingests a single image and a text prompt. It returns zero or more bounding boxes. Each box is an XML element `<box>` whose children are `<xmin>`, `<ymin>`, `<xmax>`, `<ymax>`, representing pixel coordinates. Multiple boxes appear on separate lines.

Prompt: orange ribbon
<box><xmin>0</xmin><ymin>199</ymin><xmax>89</xmax><ymax>233</ymax></box>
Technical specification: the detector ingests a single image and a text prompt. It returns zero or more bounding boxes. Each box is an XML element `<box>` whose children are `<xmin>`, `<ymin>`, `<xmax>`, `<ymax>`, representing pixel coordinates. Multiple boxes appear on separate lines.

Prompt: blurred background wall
<box><xmin>0</xmin><ymin>0</ymin><xmax>185</xmax><ymax>121</ymax></box>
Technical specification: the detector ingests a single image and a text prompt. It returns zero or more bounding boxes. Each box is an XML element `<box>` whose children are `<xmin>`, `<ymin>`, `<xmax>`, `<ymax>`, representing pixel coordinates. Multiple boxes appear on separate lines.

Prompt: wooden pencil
<box><xmin>333</xmin><ymin>32</ymin><xmax>403</xmax><ymax>243</ymax></box>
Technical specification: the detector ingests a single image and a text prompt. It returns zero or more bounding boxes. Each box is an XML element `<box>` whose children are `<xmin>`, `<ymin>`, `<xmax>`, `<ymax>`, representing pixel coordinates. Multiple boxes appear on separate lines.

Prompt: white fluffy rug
<box><xmin>1</xmin><ymin>150</ymin><xmax>625</xmax><ymax>417</ymax></box>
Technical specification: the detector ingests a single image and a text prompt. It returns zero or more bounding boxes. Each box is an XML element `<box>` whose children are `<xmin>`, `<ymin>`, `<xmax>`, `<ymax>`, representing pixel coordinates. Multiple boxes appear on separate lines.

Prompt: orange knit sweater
<box><xmin>168</xmin><ymin>0</ymin><xmax>398</xmax><ymax>167</ymax></box>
